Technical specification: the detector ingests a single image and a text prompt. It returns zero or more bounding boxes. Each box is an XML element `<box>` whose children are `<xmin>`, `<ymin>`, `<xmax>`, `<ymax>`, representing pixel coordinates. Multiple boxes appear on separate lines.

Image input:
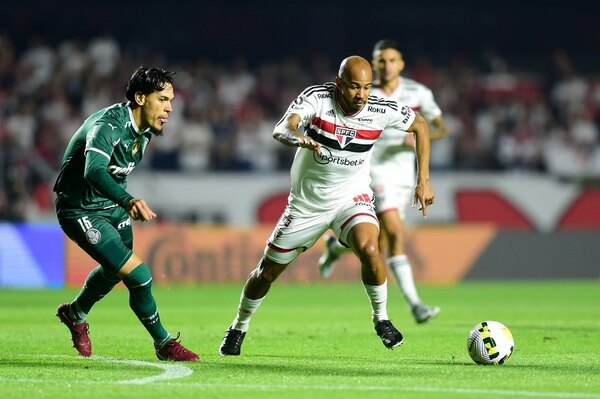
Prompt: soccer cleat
<box><xmin>412</xmin><ymin>304</ymin><xmax>441</xmax><ymax>324</ymax></box>
<box><xmin>375</xmin><ymin>320</ymin><xmax>404</xmax><ymax>349</ymax></box>
<box><xmin>219</xmin><ymin>327</ymin><xmax>246</xmax><ymax>356</ymax></box>
<box><xmin>318</xmin><ymin>235</ymin><xmax>340</xmax><ymax>279</ymax></box>
<box><xmin>56</xmin><ymin>303</ymin><xmax>92</xmax><ymax>357</ymax></box>
<box><xmin>156</xmin><ymin>333</ymin><xmax>200</xmax><ymax>361</ymax></box>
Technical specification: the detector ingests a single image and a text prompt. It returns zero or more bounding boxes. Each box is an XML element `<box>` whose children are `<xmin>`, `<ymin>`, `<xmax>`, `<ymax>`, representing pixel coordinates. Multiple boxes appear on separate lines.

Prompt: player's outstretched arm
<box><xmin>407</xmin><ymin>114</ymin><xmax>434</xmax><ymax>217</ymax></box>
<box><xmin>273</xmin><ymin>113</ymin><xmax>321</xmax><ymax>154</ymax></box>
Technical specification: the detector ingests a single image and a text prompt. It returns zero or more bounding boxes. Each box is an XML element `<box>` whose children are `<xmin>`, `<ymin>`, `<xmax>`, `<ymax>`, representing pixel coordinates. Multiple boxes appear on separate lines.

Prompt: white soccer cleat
<box><xmin>412</xmin><ymin>303</ymin><xmax>441</xmax><ymax>324</ymax></box>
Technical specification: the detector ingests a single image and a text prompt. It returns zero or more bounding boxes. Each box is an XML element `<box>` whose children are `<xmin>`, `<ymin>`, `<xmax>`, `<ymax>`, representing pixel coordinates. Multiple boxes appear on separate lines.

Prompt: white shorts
<box><xmin>370</xmin><ymin>151</ymin><xmax>415</xmax><ymax>219</ymax></box>
<box><xmin>371</xmin><ymin>182</ymin><xmax>413</xmax><ymax>219</ymax></box>
<box><xmin>264</xmin><ymin>194</ymin><xmax>379</xmax><ymax>264</ymax></box>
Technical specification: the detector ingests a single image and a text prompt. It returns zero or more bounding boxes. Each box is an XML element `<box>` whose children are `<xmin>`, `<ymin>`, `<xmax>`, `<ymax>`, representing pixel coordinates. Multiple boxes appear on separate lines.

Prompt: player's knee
<box><xmin>355</xmin><ymin>239</ymin><xmax>380</xmax><ymax>260</ymax></box>
<box><xmin>122</xmin><ymin>263</ymin><xmax>153</xmax><ymax>290</ymax></box>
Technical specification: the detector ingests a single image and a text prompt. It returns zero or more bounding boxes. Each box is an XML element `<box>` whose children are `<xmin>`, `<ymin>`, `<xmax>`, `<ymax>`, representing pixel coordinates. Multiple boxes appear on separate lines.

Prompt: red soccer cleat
<box><xmin>56</xmin><ymin>303</ymin><xmax>92</xmax><ymax>357</ymax></box>
<box><xmin>156</xmin><ymin>333</ymin><xmax>200</xmax><ymax>362</ymax></box>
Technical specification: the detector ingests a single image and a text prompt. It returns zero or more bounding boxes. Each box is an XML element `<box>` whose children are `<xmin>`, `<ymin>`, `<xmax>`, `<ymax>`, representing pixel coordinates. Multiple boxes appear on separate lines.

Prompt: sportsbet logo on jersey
<box><xmin>313</xmin><ymin>147</ymin><xmax>365</xmax><ymax>166</ymax></box>
<box><xmin>334</xmin><ymin>126</ymin><xmax>356</xmax><ymax>147</ymax></box>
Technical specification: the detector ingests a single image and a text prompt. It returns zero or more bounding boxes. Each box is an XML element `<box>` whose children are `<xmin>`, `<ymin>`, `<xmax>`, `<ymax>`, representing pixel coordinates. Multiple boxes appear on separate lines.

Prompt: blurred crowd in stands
<box><xmin>1</xmin><ymin>34</ymin><xmax>599</xmax><ymax>221</ymax></box>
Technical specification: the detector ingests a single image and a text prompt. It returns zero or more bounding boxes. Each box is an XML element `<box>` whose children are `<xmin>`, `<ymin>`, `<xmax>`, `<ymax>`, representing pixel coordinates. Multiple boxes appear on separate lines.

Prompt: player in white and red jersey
<box><xmin>219</xmin><ymin>56</ymin><xmax>434</xmax><ymax>356</ymax></box>
<box><xmin>319</xmin><ymin>39</ymin><xmax>448</xmax><ymax>324</ymax></box>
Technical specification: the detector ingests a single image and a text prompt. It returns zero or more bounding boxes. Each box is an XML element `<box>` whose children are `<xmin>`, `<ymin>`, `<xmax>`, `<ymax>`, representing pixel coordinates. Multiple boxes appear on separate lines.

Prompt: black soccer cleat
<box><xmin>375</xmin><ymin>320</ymin><xmax>404</xmax><ymax>349</ymax></box>
<box><xmin>219</xmin><ymin>327</ymin><xmax>246</xmax><ymax>356</ymax></box>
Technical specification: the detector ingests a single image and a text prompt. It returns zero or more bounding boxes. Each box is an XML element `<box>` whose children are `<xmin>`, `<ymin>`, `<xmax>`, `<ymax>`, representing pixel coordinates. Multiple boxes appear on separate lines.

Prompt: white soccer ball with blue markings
<box><xmin>467</xmin><ymin>321</ymin><xmax>514</xmax><ymax>365</ymax></box>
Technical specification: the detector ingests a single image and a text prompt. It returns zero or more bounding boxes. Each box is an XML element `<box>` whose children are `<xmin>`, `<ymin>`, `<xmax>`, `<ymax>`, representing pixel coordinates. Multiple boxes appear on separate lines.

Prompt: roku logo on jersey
<box><xmin>368</xmin><ymin>106</ymin><xmax>386</xmax><ymax>114</ymax></box>
<box><xmin>108</xmin><ymin>162</ymin><xmax>136</xmax><ymax>177</ymax></box>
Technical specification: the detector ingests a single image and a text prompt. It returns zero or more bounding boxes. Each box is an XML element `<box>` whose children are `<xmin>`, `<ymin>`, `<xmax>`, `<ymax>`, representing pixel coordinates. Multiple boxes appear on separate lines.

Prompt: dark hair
<box><xmin>125</xmin><ymin>67</ymin><xmax>175</xmax><ymax>102</ymax></box>
<box><xmin>373</xmin><ymin>39</ymin><xmax>401</xmax><ymax>54</ymax></box>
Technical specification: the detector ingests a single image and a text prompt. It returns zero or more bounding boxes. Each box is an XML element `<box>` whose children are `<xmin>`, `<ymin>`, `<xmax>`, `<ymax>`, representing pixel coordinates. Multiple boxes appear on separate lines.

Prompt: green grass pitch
<box><xmin>1</xmin><ymin>281</ymin><xmax>599</xmax><ymax>399</ymax></box>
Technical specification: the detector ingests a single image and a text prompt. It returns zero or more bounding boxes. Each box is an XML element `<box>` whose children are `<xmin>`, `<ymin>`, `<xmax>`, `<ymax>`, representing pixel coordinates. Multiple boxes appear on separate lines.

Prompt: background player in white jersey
<box><xmin>318</xmin><ymin>39</ymin><xmax>448</xmax><ymax>324</ymax></box>
<box><xmin>219</xmin><ymin>56</ymin><xmax>434</xmax><ymax>356</ymax></box>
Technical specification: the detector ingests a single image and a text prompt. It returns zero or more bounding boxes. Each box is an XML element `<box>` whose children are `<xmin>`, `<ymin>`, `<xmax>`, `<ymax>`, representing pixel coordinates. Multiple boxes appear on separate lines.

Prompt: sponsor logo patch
<box><xmin>117</xmin><ymin>218</ymin><xmax>131</xmax><ymax>229</ymax></box>
<box><xmin>313</xmin><ymin>147</ymin><xmax>365</xmax><ymax>166</ymax></box>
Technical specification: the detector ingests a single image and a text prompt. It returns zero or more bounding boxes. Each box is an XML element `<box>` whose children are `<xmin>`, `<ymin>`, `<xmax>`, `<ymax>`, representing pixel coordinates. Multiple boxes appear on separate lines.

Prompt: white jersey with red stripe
<box><xmin>279</xmin><ymin>82</ymin><xmax>416</xmax><ymax>213</ymax></box>
<box><xmin>370</xmin><ymin>77</ymin><xmax>442</xmax><ymax>203</ymax></box>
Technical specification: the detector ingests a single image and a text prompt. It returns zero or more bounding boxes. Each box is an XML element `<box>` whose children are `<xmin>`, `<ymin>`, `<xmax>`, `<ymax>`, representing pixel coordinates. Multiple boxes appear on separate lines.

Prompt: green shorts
<box><xmin>57</xmin><ymin>205</ymin><xmax>133</xmax><ymax>274</ymax></box>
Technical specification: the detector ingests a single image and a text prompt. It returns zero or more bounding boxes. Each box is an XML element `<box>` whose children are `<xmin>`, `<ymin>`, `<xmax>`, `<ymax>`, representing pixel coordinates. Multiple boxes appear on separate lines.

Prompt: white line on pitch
<box><xmin>95</xmin><ymin>356</ymin><xmax>193</xmax><ymax>384</ymax></box>
<box><xmin>5</xmin><ymin>354</ymin><xmax>193</xmax><ymax>384</ymax></box>
<box><xmin>159</xmin><ymin>382</ymin><xmax>600</xmax><ymax>399</ymax></box>
<box><xmin>3</xmin><ymin>354</ymin><xmax>599</xmax><ymax>399</ymax></box>
<box><xmin>1</xmin><ymin>377</ymin><xmax>599</xmax><ymax>399</ymax></box>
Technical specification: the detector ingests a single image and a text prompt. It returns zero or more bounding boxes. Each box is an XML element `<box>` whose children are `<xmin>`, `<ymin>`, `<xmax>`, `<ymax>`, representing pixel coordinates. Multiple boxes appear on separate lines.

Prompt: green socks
<box><xmin>71</xmin><ymin>266</ymin><xmax>120</xmax><ymax>322</ymax></box>
<box><xmin>122</xmin><ymin>263</ymin><xmax>170</xmax><ymax>345</ymax></box>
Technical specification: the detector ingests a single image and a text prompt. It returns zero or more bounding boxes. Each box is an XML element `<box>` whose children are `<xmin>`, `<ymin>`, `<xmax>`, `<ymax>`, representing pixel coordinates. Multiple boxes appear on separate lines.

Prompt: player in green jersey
<box><xmin>54</xmin><ymin>67</ymin><xmax>199</xmax><ymax>361</ymax></box>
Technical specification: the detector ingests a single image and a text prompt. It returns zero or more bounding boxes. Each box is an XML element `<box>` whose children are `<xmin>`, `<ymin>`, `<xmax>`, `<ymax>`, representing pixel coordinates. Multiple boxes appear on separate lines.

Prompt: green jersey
<box><xmin>54</xmin><ymin>102</ymin><xmax>153</xmax><ymax>212</ymax></box>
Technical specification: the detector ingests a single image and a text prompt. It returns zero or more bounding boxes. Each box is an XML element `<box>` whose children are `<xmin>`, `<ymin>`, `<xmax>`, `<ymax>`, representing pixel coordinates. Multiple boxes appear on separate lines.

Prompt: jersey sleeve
<box><xmin>388</xmin><ymin>104</ymin><xmax>416</xmax><ymax>131</ymax></box>
<box><xmin>84</xmin><ymin>121</ymin><xmax>119</xmax><ymax>161</ymax></box>
<box><xmin>418</xmin><ymin>87</ymin><xmax>442</xmax><ymax>121</ymax></box>
<box><xmin>83</xmin><ymin>121</ymin><xmax>134</xmax><ymax>208</ymax></box>
<box><xmin>285</xmin><ymin>88</ymin><xmax>318</xmax><ymax>127</ymax></box>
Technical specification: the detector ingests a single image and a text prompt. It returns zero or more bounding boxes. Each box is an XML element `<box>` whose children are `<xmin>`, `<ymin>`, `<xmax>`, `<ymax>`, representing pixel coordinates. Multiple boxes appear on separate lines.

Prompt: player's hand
<box><xmin>298</xmin><ymin>136</ymin><xmax>321</xmax><ymax>155</ymax></box>
<box><xmin>126</xmin><ymin>198</ymin><xmax>157</xmax><ymax>222</ymax></box>
<box><xmin>412</xmin><ymin>181</ymin><xmax>434</xmax><ymax>218</ymax></box>
<box><xmin>403</xmin><ymin>132</ymin><xmax>416</xmax><ymax>149</ymax></box>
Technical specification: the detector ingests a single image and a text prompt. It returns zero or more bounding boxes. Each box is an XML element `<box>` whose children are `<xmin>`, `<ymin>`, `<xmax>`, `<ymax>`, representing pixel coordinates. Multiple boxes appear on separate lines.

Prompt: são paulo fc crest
<box><xmin>85</xmin><ymin>228</ymin><xmax>101</xmax><ymax>245</ymax></box>
<box><xmin>335</xmin><ymin>126</ymin><xmax>356</xmax><ymax>148</ymax></box>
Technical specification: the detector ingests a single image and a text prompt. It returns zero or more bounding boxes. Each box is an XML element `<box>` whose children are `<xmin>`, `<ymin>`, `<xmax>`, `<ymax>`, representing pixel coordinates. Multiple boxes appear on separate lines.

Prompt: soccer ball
<box><xmin>467</xmin><ymin>321</ymin><xmax>514</xmax><ymax>365</ymax></box>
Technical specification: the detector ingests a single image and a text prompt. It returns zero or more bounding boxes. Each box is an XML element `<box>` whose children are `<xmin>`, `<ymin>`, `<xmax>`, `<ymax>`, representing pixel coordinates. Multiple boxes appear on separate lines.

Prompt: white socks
<box><xmin>387</xmin><ymin>255</ymin><xmax>420</xmax><ymax>307</ymax></box>
<box><xmin>363</xmin><ymin>281</ymin><xmax>389</xmax><ymax>322</ymax></box>
<box><xmin>232</xmin><ymin>293</ymin><xmax>264</xmax><ymax>332</ymax></box>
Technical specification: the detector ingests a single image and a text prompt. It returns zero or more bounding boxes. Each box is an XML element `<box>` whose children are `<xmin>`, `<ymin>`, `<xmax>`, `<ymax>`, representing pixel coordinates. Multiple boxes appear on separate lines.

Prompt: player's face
<box><xmin>336</xmin><ymin>76</ymin><xmax>372</xmax><ymax>113</ymax></box>
<box><xmin>139</xmin><ymin>83</ymin><xmax>174</xmax><ymax>133</ymax></box>
<box><xmin>372</xmin><ymin>48</ymin><xmax>404</xmax><ymax>84</ymax></box>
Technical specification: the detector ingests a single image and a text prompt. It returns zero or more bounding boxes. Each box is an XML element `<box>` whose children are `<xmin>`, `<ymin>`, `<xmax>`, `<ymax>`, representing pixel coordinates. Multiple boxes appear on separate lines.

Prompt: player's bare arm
<box><xmin>126</xmin><ymin>198</ymin><xmax>157</xmax><ymax>222</ymax></box>
<box><xmin>402</xmin><ymin>115</ymin><xmax>447</xmax><ymax>148</ymax></box>
<box><xmin>406</xmin><ymin>114</ymin><xmax>434</xmax><ymax>217</ymax></box>
<box><xmin>429</xmin><ymin>115</ymin><xmax>448</xmax><ymax>141</ymax></box>
<box><xmin>273</xmin><ymin>113</ymin><xmax>322</xmax><ymax>155</ymax></box>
